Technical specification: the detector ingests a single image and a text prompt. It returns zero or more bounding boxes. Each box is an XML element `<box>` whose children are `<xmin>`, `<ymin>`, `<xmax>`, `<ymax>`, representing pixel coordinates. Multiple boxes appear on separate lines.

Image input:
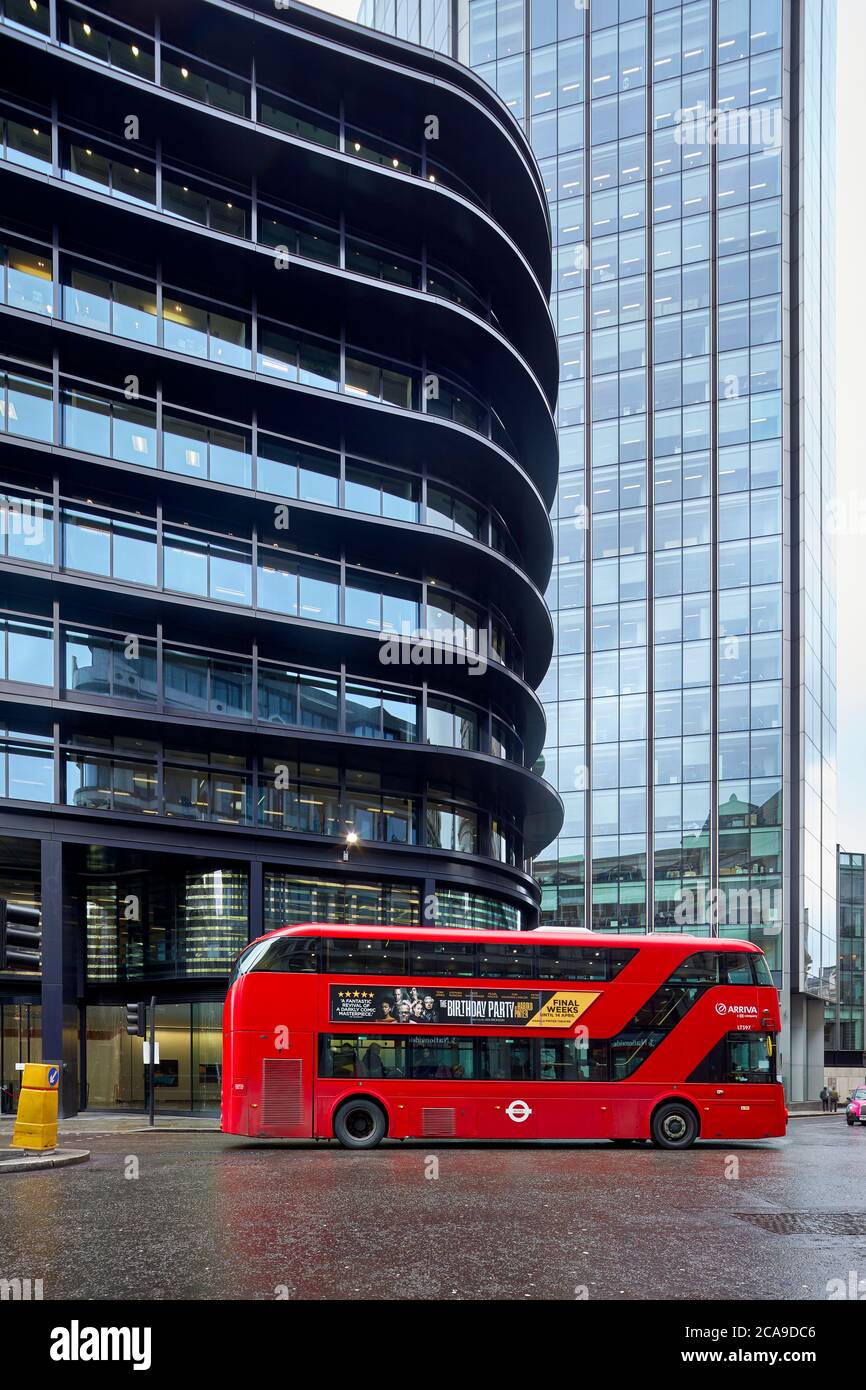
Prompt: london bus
<box><xmin>221</xmin><ymin>924</ymin><xmax>786</xmax><ymax>1149</ymax></box>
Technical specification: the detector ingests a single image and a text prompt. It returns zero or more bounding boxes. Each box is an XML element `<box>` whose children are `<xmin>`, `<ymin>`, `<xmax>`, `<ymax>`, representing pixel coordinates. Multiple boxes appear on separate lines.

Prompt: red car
<box><xmin>846</xmin><ymin>1087</ymin><xmax>866</xmax><ymax>1126</ymax></box>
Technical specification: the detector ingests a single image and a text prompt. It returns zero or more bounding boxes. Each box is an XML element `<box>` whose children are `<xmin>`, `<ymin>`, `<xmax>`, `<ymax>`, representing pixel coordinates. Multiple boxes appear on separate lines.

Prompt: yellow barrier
<box><xmin>10</xmin><ymin>1062</ymin><xmax>60</xmax><ymax>1151</ymax></box>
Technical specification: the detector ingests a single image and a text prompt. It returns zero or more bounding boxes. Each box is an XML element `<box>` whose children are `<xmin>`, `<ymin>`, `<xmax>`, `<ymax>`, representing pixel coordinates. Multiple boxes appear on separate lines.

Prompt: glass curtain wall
<box><xmin>84</xmin><ymin>1003</ymin><xmax>222</xmax><ymax>1112</ymax></box>
<box><xmin>438</xmin><ymin>0</ymin><xmax>798</xmax><ymax>969</ymax></box>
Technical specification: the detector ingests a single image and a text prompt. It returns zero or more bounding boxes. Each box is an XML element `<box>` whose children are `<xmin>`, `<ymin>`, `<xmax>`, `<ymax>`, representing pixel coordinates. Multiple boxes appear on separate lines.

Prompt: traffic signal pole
<box><xmin>149</xmin><ymin>996</ymin><xmax>156</xmax><ymax>1129</ymax></box>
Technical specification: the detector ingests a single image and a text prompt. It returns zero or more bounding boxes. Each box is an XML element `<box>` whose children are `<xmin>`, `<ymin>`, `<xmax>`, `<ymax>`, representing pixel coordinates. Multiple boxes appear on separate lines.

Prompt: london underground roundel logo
<box><xmin>505</xmin><ymin>1099</ymin><xmax>532</xmax><ymax>1124</ymax></box>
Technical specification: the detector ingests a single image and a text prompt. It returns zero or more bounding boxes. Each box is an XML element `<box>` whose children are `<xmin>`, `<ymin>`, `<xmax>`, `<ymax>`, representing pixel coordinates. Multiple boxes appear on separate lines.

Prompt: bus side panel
<box><xmin>248</xmin><ymin>1032</ymin><xmax>315</xmax><ymax>1139</ymax></box>
<box><xmin>686</xmin><ymin>1084</ymin><xmax>787</xmax><ymax>1140</ymax></box>
<box><xmin>532</xmin><ymin>1087</ymin><xmax>612</xmax><ymax>1139</ymax></box>
<box><xmin>221</xmin><ymin>1029</ymin><xmax>251</xmax><ymax>1136</ymax></box>
<box><xmin>316</xmin><ymin>1082</ymin><xmax>400</xmax><ymax>1139</ymax></box>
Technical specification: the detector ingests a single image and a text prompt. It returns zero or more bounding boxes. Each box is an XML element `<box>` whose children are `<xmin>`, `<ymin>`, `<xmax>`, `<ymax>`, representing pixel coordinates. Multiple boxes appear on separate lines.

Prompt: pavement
<box><xmin>0</xmin><ymin>1112</ymin><xmax>216</xmax><ymax>1171</ymax></box>
<box><xmin>1</xmin><ymin>1115</ymin><xmax>864</xmax><ymax>1299</ymax></box>
<box><xmin>0</xmin><ymin>1112</ymin><xmax>220</xmax><ymax>1136</ymax></box>
<box><xmin>0</xmin><ymin>1147</ymin><xmax>90</xmax><ymax>1174</ymax></box>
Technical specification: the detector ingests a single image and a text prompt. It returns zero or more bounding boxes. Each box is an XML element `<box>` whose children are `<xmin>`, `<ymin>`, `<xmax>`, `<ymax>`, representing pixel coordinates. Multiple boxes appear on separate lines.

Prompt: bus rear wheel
<box><xmin>650</xmin><ymin>1102</ymin><xmax>698</xmax><ymax>1150</ymax></box>
<box><xmin>334</xmin><ymin>1099</ymin><xmax>387</xmax><ymax>1149</ymax></box>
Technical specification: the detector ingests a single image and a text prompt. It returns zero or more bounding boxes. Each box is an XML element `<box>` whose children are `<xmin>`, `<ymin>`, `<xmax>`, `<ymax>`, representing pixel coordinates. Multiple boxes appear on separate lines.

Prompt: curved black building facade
<box><xmin>0</xmin><ymin>0</ymin><xmax>560</xmax><ymax>1112</ymax></box>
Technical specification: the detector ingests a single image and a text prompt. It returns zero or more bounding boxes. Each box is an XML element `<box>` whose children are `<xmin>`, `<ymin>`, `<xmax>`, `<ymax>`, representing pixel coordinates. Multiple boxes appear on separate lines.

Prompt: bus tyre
<box><xmin>651</xmin><ymin>1102</ymin><xmax>698</xmax><ymax>1150</ymax></box>
<box><xmin>334</xmin><ymin>1099</ymin><xmax>387</xmax><ymax>1149</ymax></box>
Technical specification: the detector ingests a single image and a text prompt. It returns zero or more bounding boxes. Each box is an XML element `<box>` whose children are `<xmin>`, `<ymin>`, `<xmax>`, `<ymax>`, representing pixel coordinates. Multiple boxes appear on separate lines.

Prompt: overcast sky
<box><xmin>833</xmin><ymin>0</ymin><xmax>865</xmax><ymax>853</ymax></box>
<box><xmin>306</xmin><ymin>0</ymin><xmax>865</xmax><ymax>852</ymax></box>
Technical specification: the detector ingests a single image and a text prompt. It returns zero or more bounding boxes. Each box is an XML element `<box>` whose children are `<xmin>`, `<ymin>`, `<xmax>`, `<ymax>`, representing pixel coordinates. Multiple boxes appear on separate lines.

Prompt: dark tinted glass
<box><xmin>476</xmin><ymin>1036</ymin><xmax>534</xmax><ymax>1080</ymax></box>
<box><xmin>536</xmin><ymin>945</ymin><xmax>606</xmax><ymax>981</ymax></box>
<box><xmin>608</xmin><ymin>948</ymin><xmax>638</xmax><ymax>978</ymax></box>
<box><xmin>407</xmin><ymin>939</ymin><xmax>475</xmax><ymax>977</ymax></box>
<box><xmin>721</xmin><ymin>951</ymin><xmax>754</xmax><ymax>985</ymax></box>
<box><xmin>324</xmin><ymin>938</ymin><xmax>407</xmax><ymax>975</ymax></box>
<box><xmin>539</xmin><ymin>1039</ymin><xmax>607</xmax><ymax>1080</ymax></box>
<box><xmin>317</xmin><ymin>1036</ymin><xmax>613</xmax><ymax>1082</ymax></box>
<box><xmin>610</xmin><ymin>1031</ymin><xmax>665</xmax><ymax>1079</ymax></box>
<box><xmin>407</xmin><ymin>1037</ymin><xmax>474</xmax><ymax>1079</ymax></box>
<box><xmin>231</xmin><ymin>934</ymin><xmax>317</xmax><ymax>981</ymax></box>
<box><xmin>631</xmin><ymin>984</ymin><xmax>700</xmax><ymax>1031</ymax></box>
<box><xmin>476</xmin><ymin>941</ymin><xmax>535</xmax><ymax>978</ymax></box>
<box><xmin>689</xmin><ymin>1032</ymin><xmax>777</xmax><ymax>1084</ymax></box>
<box><xmin>319</xmin><ymin>1034</ymin><xmax>406</xmax><ymax>1078</ymax></box>
<box><xmin>668</xmin><ymin>951</ymin><xmax>721</xmax><ymax>985</ymax></box>
<box><xmin>752</xmin><ymin>953</ymin><xmax>775</xmax><ymax>987</ymax></box>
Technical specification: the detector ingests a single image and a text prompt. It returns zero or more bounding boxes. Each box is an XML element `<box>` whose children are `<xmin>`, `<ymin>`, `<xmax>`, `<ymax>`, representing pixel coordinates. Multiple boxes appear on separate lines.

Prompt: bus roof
<box><xmin>251</xmin><ymin>922</ymin><xmax>764</xmax><ymax>953</ymax></box>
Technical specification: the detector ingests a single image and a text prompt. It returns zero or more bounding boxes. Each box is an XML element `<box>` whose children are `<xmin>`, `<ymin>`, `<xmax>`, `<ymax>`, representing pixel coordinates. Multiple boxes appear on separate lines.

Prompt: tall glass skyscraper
<box><xmin>355</xmin><ymin>0</ymin><xmax>836</xmax><ymax>1102</ymax></box>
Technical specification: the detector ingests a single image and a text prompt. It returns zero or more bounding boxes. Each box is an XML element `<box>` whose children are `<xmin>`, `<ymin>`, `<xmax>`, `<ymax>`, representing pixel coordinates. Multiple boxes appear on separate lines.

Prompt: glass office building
<box><xmin>0</xmin><ymin>0</ymin><xmax>560</xmax><ymax>1113</ymax></box>
<box><xmin>357</xmin><ymin>0</ymin><xmax>837</xmax><ymax>1101</ymax></box>
<box><xmin>824</xmin><ymin>848</ymin><xmax>865</xmax><ymax>1091</ymax></box>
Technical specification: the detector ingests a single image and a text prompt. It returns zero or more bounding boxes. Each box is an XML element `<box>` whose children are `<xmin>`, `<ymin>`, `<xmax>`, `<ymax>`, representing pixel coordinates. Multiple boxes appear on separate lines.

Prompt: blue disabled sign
<box><xmin>47</xmin><ymin>1066</ymin><xmax>59</xmax><ymax>1087</ymax></box>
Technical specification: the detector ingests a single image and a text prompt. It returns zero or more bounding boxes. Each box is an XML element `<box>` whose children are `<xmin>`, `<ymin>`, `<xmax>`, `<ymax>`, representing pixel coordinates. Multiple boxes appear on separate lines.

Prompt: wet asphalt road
<box><xmin>1</xmin><ymin>1118</ymin><xmax>864</xmax><ymax>1300</ymax></box>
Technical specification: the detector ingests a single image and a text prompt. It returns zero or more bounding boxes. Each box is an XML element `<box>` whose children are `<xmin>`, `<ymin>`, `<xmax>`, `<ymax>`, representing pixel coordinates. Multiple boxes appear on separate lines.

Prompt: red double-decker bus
<box><xmin>221</xmin><ymin>924</ymin><xmax>786</xmax><ymax>1149</ymax></box>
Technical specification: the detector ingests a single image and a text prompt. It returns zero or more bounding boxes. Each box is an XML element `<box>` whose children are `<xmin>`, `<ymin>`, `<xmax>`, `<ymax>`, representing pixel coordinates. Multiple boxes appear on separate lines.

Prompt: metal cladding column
<box><xmin>40</xmin><ymin>838</ymin><xmax>79</xmax><ymax>1118</ymax></box>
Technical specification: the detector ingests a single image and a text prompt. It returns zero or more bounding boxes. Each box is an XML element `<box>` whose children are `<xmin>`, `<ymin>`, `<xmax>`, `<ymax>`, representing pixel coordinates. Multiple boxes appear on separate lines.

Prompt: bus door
<box><xmin>474</xmin><ymin>1038</ymin><xmax>538</xmax><ymax>1139</ymax></box>
<box><xmin>254</xmin><ymin>1033</ymin><xmax>315</xmax><ymax>1139</ymax></box>
<box><xmin>532</xmin><ymin>1040</ymin><xmax>611</xmax><ymax>1138</ymax></box>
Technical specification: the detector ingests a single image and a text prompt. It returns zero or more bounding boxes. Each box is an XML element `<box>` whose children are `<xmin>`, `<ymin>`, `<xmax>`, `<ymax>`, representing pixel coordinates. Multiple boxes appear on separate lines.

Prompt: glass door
<box><xmin>0</xmin><ymin>1002</ymin><xmax>42</xmax><ymax>1113</ymax></box>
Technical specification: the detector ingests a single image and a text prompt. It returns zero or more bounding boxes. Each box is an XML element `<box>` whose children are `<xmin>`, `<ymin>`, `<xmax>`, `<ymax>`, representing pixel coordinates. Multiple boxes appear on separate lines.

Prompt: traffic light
<box><xmin>125</xmin><ymin>1002</ymin><xmax>146</xmax><ymax>1037</ymax></box>
<box><xmin>0</xmin><ymin>899</ymin><xmax>41</xmax><ymax>972</ymax></box>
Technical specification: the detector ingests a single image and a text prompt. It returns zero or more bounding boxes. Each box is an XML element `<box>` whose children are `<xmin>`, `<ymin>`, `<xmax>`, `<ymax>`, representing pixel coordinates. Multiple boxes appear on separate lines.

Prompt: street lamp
<box><xmin>343</xmin><ymin>830</ymin><xmax>359</xmax><ymax>862</ymax></box>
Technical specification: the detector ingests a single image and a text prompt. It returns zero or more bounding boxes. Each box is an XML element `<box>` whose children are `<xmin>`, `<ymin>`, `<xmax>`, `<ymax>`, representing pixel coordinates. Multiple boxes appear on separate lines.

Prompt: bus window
<box><xmin>477</xmin><ymin>942</ymin><xmax>535</xmax><ymax>979</ymax></box>
<box><xmin>668</xmin><ymin>952</ymin><xmax>720</xmax><ymax>986</ymax></box>
<box><xmin>751</xmin><ymin>953</ymin><xmax>775</xmax><ymax>987</ymax></box>
<box><xmin>319</xmin><ymin>1035</ymin><xmax>406</xmax><ymax>1078</ymax></box>
<box><xmin>230</xmin><ymin>934</ymin><xmax>317</xmax><ymax>981</ymax></box>
<box><xmin>726</xmin><ymin>1033</ymin><xmax>774</xmax><ymax>1083</ymax></box>
<box><xmin>325</xmin><ymin>938</ymin><xmax>407</xmax><ymax>975</ymax></box>
<box><xmin>407</xmin><ymin>938</ymin><xmax>475</xmax><ymax>977</ymax></box>
<box><xmin>325</xmin><ymin>1038</ymin><xmax>359</xmax><ymax>1078</ymax></box>
<box><xmin>608</xmin><ymin>948</ymin><xmax>638</xmax><ymax>979</ymax></box>
<box><xmin>536</xmin><ymin>946</ymin><xmax>606</xmax><ymax>982</ymax></box>
<box><xmin>721</xmin><ymin>952</ymin><xmax>754</xmax><ymax>986</ymax></box>
<box><xmin>476</xmin><ymin>1037</ymin><xmax>534</xmax><ymax>1081</ymax></box>
<box><xmin>688</xmin><ymin>1032</ymin><xmax>778</xmax><ymax>1085</ymax></box>
<box><xmin>407</xmin><ymin>1037</ymin><xmax>474</xmax><ymax>1080</ymax></box>
<box><xmin>539</xmin><ymin>1039</ymin><xmax>606</xmax><ymax>1081</ymax></box>
<box><xmin>610</xmin><ymin>1031</ymin><xmax>665</xmax><ymax>1080</ymax></box>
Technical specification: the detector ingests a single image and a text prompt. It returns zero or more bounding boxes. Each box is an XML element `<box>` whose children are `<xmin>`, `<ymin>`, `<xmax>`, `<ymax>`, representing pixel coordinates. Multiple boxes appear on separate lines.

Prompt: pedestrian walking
<box><xmin>831</xmin><ymin>1087</ymin><xmax>840</xmax><ymax>1113</ymax></box>
<box><xmin>820</xmin><ymin>1085</ymin><xmax>829</xmax><ymax>1112</ymax></box>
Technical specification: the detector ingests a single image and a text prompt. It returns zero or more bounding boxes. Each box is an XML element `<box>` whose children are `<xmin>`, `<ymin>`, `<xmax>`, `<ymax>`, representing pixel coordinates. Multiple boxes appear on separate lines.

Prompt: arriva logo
<box><xmin>714</xmin><ymin>1002</ymin><xmax>759</xmax><ymax>1018</ymax></box>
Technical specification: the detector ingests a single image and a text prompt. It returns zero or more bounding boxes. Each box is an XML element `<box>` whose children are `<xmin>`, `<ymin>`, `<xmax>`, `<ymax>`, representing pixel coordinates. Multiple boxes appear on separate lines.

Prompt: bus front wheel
<box><xmin>334</xmin><ymin>1099</ymin><xmax>387</xmax><ymax>1149</ymax></box>
<box><xmin>650</xmin><ymin>1102</ymin><xmax>698</xmax><ymax>1150</ymax></box>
